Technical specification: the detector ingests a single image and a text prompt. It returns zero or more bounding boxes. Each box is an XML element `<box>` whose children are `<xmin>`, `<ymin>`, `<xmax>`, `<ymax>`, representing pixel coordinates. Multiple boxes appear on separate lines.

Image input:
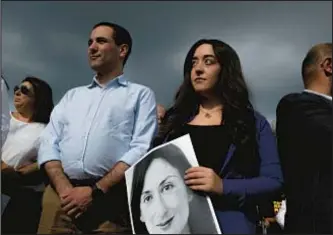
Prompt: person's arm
<box><xmin>222</xmin><ymin>116</ymin><xmax>283</xmax><ymax>200</ymax></box>
<box><xmin>1</xmin><ymin>161</ymin><xmax>15</xmax><ymax>173</ymax></box>
<box><xmin>185</xmin><ymin>115</ymin><xmax>283</xmax><ymax>202</ymax></box>
<box><xmin>97</xmin><ymin>88</ymin><xmax>158</xmax><ymax>192</ymax></box>
<box><xmin>44</xmin><ymin>160</ymin><xmax>73</xmax><ymax>196</ymax></box>
<box><xmin>38</xmin><ymin>91</ymin><xmax>73</xmax><ymax>196</ymax></box>
<box><xmin>17</xmin><ymin>132</ymin><xmax>49</xmax><ymax>175</ymax></box>
<box><xmin>96</xmin><ymin>161</ymin><xmax>130</xmax><ymax>193</ymax></box>
<box><xmin>16</xmin><ymin>162</ymin><xmax>39</xmax><ymax>175</ymax></box>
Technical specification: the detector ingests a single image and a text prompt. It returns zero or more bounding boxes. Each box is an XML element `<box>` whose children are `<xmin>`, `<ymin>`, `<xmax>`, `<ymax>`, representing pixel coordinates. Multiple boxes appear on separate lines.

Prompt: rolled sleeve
<box><xmin>120</xmin><ymin>88</ymin><xmax>158</xmax><ymax>166</ymax></box>
<box><xmin>38</xmin><ymin>92</ymin><xmax>69</xmax><ymax>167</ymax></box>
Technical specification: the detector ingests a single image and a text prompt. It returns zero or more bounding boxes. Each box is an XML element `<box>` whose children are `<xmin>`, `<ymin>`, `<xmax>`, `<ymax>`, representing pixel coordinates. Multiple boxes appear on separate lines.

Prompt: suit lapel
<box><xmin>219</xmin><ymin>143</ymin><xmax>236</xmax><ymax>176</ymax></box>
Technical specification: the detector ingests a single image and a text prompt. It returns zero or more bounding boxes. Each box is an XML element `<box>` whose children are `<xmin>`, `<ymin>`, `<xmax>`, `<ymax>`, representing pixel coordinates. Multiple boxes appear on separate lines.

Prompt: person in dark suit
<box><xmin>276</xmin><ymin>43</ymin><xmax>332</xmax><ymax>234</ymax></box>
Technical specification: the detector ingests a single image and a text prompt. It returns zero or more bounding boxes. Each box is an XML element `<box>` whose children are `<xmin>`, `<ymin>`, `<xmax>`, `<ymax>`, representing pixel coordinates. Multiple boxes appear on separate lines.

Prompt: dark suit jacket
<box><xmin>276</xmin><ymin>91</ymin><xmax>332</xmax><ymax>234</ymax></box>
<box><xmin>160</xmin><ymin>112</ymin><xmax>283</xmax><ymax>234</ymax></box>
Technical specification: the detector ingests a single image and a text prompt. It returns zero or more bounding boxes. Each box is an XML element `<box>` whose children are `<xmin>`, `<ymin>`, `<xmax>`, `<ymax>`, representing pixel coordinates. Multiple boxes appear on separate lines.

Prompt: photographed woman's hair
<box><xmin>22</xmin><ymin>76</ymin><xmax>54</xmax><ymax>124</ymax></box>
<box><xmin>130</xmin><ymin>144</ymin><xmax>192</xmax><ymax>233</ymax></box>
<box><xmin>155</xmin><ymin>39</ymin><xmax>260</xmax><ymax>177</ymax></box>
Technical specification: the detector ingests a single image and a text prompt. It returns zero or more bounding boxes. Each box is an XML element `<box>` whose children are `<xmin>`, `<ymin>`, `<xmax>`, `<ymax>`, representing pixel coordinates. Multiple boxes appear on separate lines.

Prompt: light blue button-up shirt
<box><xmin>38</xmin><ymin>74</ymin><xmax>157</xmax><ymax>180</ymax></box>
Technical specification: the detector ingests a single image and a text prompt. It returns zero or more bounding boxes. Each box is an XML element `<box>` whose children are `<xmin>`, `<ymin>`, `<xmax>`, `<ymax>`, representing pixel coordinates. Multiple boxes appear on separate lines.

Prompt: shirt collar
<box><xmin>304</xmin><ymin>89</ymin><xmax>332</xmax><ymax>101</ymax></box>
<box><xmin>87</xmin><ymin>73</ymin><xmax>128</xmax><ymax>89</ymax></box>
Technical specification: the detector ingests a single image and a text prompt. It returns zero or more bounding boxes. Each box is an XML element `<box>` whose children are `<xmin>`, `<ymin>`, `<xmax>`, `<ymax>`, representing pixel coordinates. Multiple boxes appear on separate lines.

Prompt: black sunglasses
<box><xmin>14</xmin><ymin>85</ymin><xmax>33</xmax><ymax>96</ymax></box>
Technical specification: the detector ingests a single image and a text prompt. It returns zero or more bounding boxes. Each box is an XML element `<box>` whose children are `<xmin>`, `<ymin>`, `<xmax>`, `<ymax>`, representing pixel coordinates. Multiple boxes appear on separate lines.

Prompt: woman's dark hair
<box><xmin>155</xmin><ymin>39</ymin><xmax>259</xmax><ymax>176</ymax></box>
<box><xmin>22</xmin><ymin>76</ymin><xmax>54</xmax><ymax>124</ymax></box>
<box><xmin>130</xmin><ymin>144</ymin><xmax>192</xmax><ymax>233</ymax></box>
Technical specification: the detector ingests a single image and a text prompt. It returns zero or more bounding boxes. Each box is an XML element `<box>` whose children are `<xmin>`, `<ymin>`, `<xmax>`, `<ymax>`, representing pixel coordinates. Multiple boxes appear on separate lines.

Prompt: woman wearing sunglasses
<box><xmin>1</xmin><ymin>76</ymin><xmax>54</xmax><ymax>234</ymax></box>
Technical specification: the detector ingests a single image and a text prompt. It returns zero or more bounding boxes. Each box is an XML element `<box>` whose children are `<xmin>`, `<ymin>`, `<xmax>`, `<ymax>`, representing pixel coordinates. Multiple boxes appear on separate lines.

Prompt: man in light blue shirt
<box><xmin>37</xmin><ymin>22</ymin><xmax>157</xmax><ymax>234</ymax></box>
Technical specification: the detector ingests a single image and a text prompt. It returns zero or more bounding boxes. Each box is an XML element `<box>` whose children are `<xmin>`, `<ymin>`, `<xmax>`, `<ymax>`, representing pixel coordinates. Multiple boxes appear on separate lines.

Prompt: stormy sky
<box><xmin>2</xmin><ymin>1</ymin><xmax>332</xmax><ymax>122</ymax></box>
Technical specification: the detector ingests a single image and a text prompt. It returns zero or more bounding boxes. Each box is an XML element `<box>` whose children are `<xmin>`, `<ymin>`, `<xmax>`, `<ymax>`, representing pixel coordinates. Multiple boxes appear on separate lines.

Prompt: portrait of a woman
<box><xmin>129</xmin><ymin>143</ymin><xmax>220</xmax><ymax>234</ymax></box>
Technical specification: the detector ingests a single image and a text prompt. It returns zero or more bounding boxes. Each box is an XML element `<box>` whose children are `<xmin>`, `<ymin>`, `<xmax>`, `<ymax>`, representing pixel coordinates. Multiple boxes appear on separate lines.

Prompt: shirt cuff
<box><xmin>37</xmin><ymin>149</ymin><xmax>61</xmax><ymax>167</ymax></box>
<box><xmin>119</xmin><ymin>148</ymin><xmax>146</xmax><ymax>166</ymax></box>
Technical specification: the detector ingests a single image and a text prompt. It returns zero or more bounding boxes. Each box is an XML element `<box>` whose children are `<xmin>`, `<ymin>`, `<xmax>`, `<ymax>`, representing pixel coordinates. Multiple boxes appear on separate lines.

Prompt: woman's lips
<box><xmin>194</xmin><ymin>77</ymin><xmax>206</xmax><ymax>82</ymax></box>
<box><xmin>157</xmin><ymin>216</ymin><xmax>174</xmax><ymax>229</ymax></box>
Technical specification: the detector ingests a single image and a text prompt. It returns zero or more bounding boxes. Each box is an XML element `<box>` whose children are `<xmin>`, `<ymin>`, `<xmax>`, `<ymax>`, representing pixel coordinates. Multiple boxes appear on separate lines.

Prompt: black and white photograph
<box><xmin>125</xmin><ymin>135</ymin><xmax>222</xmax><ymax>234</ymax></box>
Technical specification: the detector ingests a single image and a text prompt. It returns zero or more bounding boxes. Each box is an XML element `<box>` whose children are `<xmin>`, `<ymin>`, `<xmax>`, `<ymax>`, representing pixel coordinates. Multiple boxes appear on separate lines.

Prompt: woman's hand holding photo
<box><xmin>184</xmin><ymin>166</ymin><xmax>223</xmax><ymax>195</ymax></box>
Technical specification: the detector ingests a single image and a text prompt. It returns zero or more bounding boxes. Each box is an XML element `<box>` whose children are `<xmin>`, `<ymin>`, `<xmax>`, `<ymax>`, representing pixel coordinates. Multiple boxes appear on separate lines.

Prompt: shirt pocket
<box><xmin>107</xmin><ymin>108</ymin><xmax>135</xmax><ymax>136</ymax></box>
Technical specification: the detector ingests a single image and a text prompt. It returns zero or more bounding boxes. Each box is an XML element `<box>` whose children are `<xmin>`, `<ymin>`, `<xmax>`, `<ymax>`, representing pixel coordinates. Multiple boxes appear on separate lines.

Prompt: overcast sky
<box><xmin>2</xmin><ymin>1</ymin><xmax>332</xmax><ymax>122</ymax></box>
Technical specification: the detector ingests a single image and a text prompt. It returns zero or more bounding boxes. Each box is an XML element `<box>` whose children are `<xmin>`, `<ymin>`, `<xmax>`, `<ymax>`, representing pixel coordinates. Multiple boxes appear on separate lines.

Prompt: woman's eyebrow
<box><xmin>141</xmin><ymin>190</ymin><xmax>151</xmax><ymax>196</ymax></box>
<box><xmin>192</xmin><ymin>55</ymin><xmax>215</xmax><ymax>60</ymax></box>
<box><xmin>141</xmin><ymin>175</ymin><xmax>179</xmax><ymax>195</ymax></box>
<box><xmin>203</xmin><ymin>55</ymin><xmax>216</xmax><ymax>59</ymax></box>
<box><xmin>158</xmin><ymin>175</ymin><xmax>178</xmax><ymax>187</ymax></box>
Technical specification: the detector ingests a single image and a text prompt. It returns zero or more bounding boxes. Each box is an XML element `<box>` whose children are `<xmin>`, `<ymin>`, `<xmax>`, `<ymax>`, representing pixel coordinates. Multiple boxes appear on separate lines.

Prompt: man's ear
<box><xmin>140</xmin><ymin>215</ymin><xmax>145</xmax><ymax>223</ymax></box>
<box><xmin>321</xmin><ymin>57</ymin><xmax>332</xmax><ymax>77</ymax></box>
<box><xmin>119</xmin><ymin>44</ymin><xmax>129</xmax><ymax>60</ymax></box>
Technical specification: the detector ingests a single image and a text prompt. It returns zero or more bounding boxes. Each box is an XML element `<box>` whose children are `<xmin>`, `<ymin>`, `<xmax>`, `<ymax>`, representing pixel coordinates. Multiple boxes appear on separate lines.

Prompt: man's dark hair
<box><xmin>301</xmin><ymin>43</ymin><xmax>332</xmax><ymax>87</ymax></box>
<box><xmin>93</xmin><ymin>22</ymin><xmax>132</xmax><ymax>66</ymax></box>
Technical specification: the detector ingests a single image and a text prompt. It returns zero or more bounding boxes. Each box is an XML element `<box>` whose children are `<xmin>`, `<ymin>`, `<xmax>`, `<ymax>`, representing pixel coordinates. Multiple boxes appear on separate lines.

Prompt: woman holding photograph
<box><xmin>153</xmin><ymin>39</ymin><xmax>283</xmax><ymax>234</ymax></box>
<box><xmin>130</xmin><ymin>143</ymin><xmax>219</xmax><ymax>234</ymax></box>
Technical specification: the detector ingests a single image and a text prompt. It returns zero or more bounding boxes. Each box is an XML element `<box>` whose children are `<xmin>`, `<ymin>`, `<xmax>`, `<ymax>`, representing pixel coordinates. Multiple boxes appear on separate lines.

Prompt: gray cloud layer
<box><xmin>2</xmin><ymin>1</ymin><xmax>332</xmax><ymax>122</ymax></box>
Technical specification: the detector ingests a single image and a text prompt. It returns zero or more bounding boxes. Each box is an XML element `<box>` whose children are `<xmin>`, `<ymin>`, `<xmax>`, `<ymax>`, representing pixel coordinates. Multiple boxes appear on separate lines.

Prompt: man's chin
<box><xmin>90</xmin><ymin>63</ymin><xmax>100</xmax><ymax>70</ymax></box>
<box><xmin>89</xmin><ymin>61</ymin><xmax>104</xmax><ymax>69</ymax></box>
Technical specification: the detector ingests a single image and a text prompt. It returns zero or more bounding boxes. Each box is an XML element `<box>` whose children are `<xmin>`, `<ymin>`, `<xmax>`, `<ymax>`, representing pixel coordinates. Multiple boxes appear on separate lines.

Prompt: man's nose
<box><xmin>89</xmin><ymin>42</ymin><xmax>98</xmax><ymax>53</ymax></box>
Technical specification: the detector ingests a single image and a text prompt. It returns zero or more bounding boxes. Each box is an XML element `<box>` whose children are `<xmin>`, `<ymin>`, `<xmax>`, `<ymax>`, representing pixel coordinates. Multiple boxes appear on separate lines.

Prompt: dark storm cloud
<box><xmin>2</xmin><ymin>1</ymin><xmax>332</xmax><ymax>121</ymax></box>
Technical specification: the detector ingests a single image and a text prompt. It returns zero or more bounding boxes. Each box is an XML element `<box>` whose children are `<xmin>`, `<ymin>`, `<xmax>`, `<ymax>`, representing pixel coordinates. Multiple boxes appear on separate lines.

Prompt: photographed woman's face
<box><xmin>139</xmin><ymin>158</ymin><xmax>191</xmax><ymax>234</ymax></box>
<box><xmin>190</xmin><ymin>43</ymin><xmax>221</xmax><ymax>94</ymax></box>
